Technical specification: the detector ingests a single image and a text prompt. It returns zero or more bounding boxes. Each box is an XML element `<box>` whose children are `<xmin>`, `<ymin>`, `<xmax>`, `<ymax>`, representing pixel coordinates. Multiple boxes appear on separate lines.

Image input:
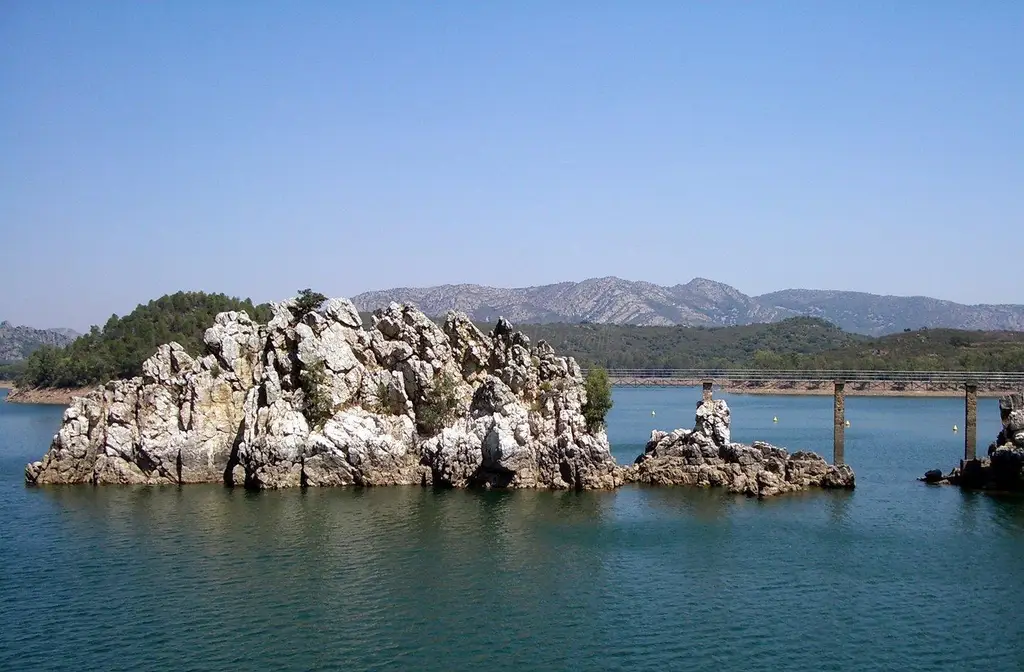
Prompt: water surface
<box><xmin>2</xmin><ymin>387</ymin><xmax>1022</xmax><ymax>671</ymax></box>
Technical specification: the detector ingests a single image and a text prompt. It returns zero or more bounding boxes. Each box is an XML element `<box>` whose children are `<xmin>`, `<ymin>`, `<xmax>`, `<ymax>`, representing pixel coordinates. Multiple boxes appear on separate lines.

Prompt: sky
<box><xmin>2</xmin><ymin>1</ymin><xmax>1022</xmax><ymax>331</ymax></box>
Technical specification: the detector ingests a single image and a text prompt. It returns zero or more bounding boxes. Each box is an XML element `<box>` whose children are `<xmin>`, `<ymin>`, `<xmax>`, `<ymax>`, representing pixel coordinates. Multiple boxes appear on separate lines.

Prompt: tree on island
<box><xmin>582</xmin><ymin>366</ymin><xmax>613</xmax><ymax>430</ymax></box>
<box><xmin>293</xmin><ymin>288</ymin><xmax>328</xmax><ymax>318</ymax></box>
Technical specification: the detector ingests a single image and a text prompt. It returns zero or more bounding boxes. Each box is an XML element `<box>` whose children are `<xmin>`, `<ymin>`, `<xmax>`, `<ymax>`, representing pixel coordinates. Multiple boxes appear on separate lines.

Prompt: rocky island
<box><xmin>25</xmin><ymin>293</ymin><xmax>854</xmax><ymax>497</ymax></box>
<box><xmin>25</xmin><ymin>295</ymin><xmax>620</xmax><ymax>489</ymax></box>
<box><xmin>626</xmin><ymin>397</ymin><xmax>856</xmax><ymax>497</ymax></box>
<box><xmin>923</xmin><ymin>393</ymin><xmax>1024</xmax><ymax>491</ymax></box>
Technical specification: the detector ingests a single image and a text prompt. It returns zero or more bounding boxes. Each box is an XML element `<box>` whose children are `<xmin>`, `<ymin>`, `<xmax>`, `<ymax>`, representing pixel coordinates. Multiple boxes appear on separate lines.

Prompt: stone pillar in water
<box><xmin>702</xmin><ymin>380</ymin><xmax>713</xmax><ymax>404</ymax></box>
<box><xmin>833</xmin><ymin>380</ymin><xmax>845</xmax><ymax>465</ymax></box>
<box><xmin>965</xmin><ymin>382</ymin><xmax>978</xmax><ymax>461</ymax></box>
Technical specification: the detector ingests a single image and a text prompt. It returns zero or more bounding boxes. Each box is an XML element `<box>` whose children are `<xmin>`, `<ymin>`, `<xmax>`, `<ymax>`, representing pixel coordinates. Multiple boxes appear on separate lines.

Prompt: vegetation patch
<box><xmin>17</xmin><ymin>291</ymin><xmax>272</xmax><ymax>388</ymax></box>
<box><xmin>300</xmin><ymin>360</ymin><xmax>334</xmax><ymax>429</ymax></box>
<box><xmin>293</xmin><ymin>288</ymin><xmax>327</xmax><ymax>320</ymax></box>
<box><xmin>582</xmin><ymin>367</ymin><xmax>613</xmax><ymax>431</ymax></box>
<box><xmin>416</xmin><ymin>372</ymin><xmax>461</xmax><ymax>436</ymax></box>
<box><xmin>374</xmin><ymin>380</ymin><xmax>406</xmax><ymax>416</ymax></box>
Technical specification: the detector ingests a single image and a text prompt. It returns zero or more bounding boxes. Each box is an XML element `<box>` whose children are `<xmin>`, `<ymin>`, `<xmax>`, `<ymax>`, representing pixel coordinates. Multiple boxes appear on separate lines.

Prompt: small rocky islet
<box><xmin>24</xmin><ymin>295</ymin><xmax>855</xmax><ymax>498</ymax></box>
<box><xmin>923</xmin><ymin>392</ymin><xmax>1024</xmax><ymax>491</ymax></box>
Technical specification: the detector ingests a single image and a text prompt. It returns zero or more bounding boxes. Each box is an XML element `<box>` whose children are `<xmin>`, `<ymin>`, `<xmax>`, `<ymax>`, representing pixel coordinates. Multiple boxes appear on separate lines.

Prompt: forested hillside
<box><xmin>511</xmin><ymin>317</ymin><xmax>867</xmax><ymax>369</ymax></box>
<box><xmin>17</xmin><ymin>292</ymin><xmax>271</xmax><ymax>388</ymax></box>
<box><xmin>512</xmin><ymin>320</ymin><xmax>1024</xmax><ymax>371</ymax></box>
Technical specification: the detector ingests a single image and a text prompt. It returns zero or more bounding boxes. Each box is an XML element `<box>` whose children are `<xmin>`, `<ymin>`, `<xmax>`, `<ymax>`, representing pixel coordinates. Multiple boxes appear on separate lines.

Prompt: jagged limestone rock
<box><xmin>627</xmin><ymin>398</ymin><xmax>855</xmax><ymax>498</ymax></box>
<box><xmin>25</xmin><ymin>297</ymin><xmax>618</xmax><ymax>490</ymax></box>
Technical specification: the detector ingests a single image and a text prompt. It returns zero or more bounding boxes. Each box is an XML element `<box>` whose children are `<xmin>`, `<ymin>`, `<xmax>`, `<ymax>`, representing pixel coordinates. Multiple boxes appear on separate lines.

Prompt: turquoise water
<box><xmin>2</xmin><ymin>387</ymin><xmax>1023</xmax><ymax>671</ymax></box>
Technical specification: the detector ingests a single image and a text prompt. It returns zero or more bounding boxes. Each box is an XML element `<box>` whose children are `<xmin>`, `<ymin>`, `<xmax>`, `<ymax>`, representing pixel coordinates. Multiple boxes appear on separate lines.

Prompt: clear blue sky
<box><xmin>2</xmin><ymin>1</ymin><xmax>1021</xmax><ymax>331</ymax></box>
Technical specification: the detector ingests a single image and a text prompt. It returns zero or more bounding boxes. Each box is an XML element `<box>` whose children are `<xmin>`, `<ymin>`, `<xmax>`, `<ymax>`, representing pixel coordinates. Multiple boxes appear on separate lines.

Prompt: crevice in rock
<box><xmin>223</xmin><ymin>419</ymin><xmax>245</xmax><ymax>487</ymax></box>
<box><xmin>175</xmin><ymin>449</ymin><xmax>183</xmax><ymax>484</ymax></box>
<box><xmin>559</xmin><ymin>461</ymin><xmax>574</xmax><ymax>487</ymax></box>
<box><xmin>135</xmin><ymin>448</ymin><xmax>158</xmax><ymax>476</ymax></box>
<box><xmin>469</xmin><ymin>465</ymin><xmax>514</xmax><ymax>489</ymax></box>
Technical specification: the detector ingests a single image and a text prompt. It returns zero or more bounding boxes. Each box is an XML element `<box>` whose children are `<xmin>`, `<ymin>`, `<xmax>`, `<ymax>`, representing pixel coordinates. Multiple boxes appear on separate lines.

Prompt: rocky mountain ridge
<box><xmin>351</xmin><ymin>277</ymin><xmax>1024</xmax><ymax>336</ymax></box>
<box><xmin>0</xmin><ymin>321</ymin><xmax>78</xmax><ymax>363</ymax></box>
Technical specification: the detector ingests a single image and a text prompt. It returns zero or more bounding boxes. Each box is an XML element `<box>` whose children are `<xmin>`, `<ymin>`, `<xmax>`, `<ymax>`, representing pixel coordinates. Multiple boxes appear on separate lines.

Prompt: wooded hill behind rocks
<box><xmin>511</xmin><ymin>320</ymin><xmax>1024</xmax><ymax>372</ymax></box>
<box><xmin>14</xmin><ymin>292</ymin><xmax>272</xmax><ymax>388</ymax></box>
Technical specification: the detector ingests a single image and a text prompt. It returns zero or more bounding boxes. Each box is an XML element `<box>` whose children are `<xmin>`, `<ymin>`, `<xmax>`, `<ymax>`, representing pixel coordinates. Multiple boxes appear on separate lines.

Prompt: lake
<box><xmin>1</xmin><ymin>387</ymin><xmax>1022</xmax><ymax>671</ymax></box>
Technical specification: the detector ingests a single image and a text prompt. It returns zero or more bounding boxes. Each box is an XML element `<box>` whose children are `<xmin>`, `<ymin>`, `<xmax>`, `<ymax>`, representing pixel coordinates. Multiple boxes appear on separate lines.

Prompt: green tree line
<box><xmin>17</xmin><ymin>292</ymin><xmax>271</xmax><ymax>388</ymax></box>
<box><xmin>512</xmin><ymin>319</ymin><xmax>1024</xmax><ymax>372</ymax></box>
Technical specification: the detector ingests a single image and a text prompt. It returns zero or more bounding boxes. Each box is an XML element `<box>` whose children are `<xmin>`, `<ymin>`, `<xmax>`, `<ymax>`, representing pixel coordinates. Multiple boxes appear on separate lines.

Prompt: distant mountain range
<box><xmin>351</xmin><ymin>277</ymin><xmax>1024</xmax><ymax>336</ymax></box>
<box><xmin>0</xmin><ymin>321</ymin><xmax>79</xmax><ymax>363</ymax></box>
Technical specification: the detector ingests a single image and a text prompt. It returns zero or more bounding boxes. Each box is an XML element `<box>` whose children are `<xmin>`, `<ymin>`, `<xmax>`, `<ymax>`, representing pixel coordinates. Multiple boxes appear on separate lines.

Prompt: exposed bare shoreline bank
<box><xmin>3</xmin><ymin>385</ymin><xmax>95</xmax><ymax>405</ymax></box>
<box><xmin>4</xmin><ymin>380</ymin><xmax>1017</xmax><ymax>406</ymax></box>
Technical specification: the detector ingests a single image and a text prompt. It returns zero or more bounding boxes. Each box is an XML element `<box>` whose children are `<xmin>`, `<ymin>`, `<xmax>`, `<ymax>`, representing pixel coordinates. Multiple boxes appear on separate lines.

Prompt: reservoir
<box><xmin>1</xmin><ymin>387</ymin><xmax>1022</xmax><ymax>671</ymax></box>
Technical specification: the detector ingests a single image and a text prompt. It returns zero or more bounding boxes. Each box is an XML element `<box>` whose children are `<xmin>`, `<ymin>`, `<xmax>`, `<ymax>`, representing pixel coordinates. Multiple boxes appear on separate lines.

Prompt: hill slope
<box><xmin>351</xmin><ymin>277</ymin><xmax>1024</xmax><ymax>335</ymax></box>
<box><xmin>17</xmin><ymin>292</ymin><xmax>272</xmax><ymax>388</ymax></box>
<box><xmin>502</xmin><ymin>320</ymin><xmax>1024</xmax><ymax>372</ymax></box>
<box><xmin>352</xmin><ymin>277</ymin><xmax>798</xmax><ymax>328</ymax></box>
<box><xmin>0</xmin><ymin>321</ymin><xmax>79</xmax><ymax>363</ymax></box>
<box><xmin>756</xmin><ymin>289</ymin><xmax>1024</xmax><ymax>335</ymax></box>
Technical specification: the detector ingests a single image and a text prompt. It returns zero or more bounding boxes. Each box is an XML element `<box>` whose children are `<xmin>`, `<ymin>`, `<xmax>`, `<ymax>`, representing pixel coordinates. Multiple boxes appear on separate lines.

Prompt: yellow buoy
<box><xmin>953</xmin><ymin>424</ymin><xmax>958</xmax><ymax>432</ymax></box>
<box><xmin>773</xmin><ymin>416</ymin><xmax>778</xmax><ymax>423</ymax></box>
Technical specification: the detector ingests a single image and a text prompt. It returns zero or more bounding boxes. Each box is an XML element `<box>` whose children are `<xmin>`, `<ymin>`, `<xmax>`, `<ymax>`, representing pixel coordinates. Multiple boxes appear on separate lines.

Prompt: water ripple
<box><xmin>3</xmin><ymin>392</ymin><xmax>1024</xmax><ymax>671</ymax></box>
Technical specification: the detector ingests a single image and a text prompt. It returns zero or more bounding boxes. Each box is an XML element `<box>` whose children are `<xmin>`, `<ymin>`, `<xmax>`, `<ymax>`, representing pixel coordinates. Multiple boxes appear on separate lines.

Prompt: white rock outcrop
<box><xmin>25</xmin><ymin>298</ymin><xmax>621</xmax><ymax>490</ymax></box>
<box><xmin>626</xmin><ymin>398</ymin><xmax>856</xmax><ymax>498</ymax></box>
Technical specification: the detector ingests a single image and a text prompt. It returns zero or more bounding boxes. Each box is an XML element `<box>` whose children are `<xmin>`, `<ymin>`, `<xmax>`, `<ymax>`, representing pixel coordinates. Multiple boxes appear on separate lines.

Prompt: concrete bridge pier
<box><xmin>833</xmin><ymin>380</ymin><xmax>845</xmax><ymax>465</ymax></box>
<box><xmin>964</xmin><ymin>382</ymin><xmax>978</xmax><ymax>461</ymax></box>
<box><xmin>702</xmin><ymin>380</ymin><xmax>713</xmax><ymax>404</ymax></box>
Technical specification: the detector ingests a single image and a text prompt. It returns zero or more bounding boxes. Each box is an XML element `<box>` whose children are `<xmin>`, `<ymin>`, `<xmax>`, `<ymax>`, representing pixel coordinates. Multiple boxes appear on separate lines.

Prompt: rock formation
<box><xmin>624</xmin><ymin>398</ymin><xmax>856</xmax><ymax>498</ymax></box>
<box><xmin>923</xmin><ymin>392</ymin><xmax>1024</xmax><ymax>491</ymax></box>
<box><xmin>25</xmin><ymin>297</ymin><xmax>621</xmax><ymax>490</ymax></box>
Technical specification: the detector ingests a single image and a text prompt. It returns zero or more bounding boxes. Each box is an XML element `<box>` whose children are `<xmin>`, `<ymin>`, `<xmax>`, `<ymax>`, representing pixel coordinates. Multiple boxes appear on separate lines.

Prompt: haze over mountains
<box><xmin>0</xmin><ymin>322</ymin><xmax>79</xmax><ymax>363</ymax></box>
<box><xmin>351</xmin><ymin>277</ymin><xmax>1024</xmax><ymax>337</ymax></box>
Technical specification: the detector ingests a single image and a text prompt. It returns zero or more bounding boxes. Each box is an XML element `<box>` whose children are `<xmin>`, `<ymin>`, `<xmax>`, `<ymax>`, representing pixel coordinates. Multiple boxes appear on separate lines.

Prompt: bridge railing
<box><xmin>583</xmin><ymin>369</ymin><xmax>1024</xmax><ymax>385</ymax></box>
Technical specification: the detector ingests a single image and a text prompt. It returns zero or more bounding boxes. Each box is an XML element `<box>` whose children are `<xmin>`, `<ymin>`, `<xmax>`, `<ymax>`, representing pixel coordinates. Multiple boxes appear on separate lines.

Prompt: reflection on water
<box><xmin>2</xmin><ymin>390</ymin><xmax>1024</xmax><ymax>671</ymax></box>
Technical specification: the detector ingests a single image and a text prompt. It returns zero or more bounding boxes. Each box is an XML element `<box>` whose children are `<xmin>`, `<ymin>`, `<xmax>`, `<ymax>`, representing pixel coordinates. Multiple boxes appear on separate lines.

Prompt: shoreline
<box><xmin>4</xmin><ymin>385</ymin><xmax>96</xmax><ymax>405</ymax></box>
<box><xmin>5</xmin><ymin>380</ymin><xmax>1018</xmax><ymax>406</ymax></box>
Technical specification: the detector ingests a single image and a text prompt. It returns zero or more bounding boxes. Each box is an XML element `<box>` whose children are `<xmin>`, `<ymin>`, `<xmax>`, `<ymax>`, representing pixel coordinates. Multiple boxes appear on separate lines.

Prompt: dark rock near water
<box><xmin>622</xmin><ymin>398</ymin><xmax>855</xmax><ymax>498</ymax></box>
<box><xmin>924</xmin><ymin>392</ymin><xmax>1024</xmax><ymax>491</ymax></box>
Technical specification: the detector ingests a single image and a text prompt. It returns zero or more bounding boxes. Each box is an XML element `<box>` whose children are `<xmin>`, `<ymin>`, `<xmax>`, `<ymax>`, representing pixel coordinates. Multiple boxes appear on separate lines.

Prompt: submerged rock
<box><xmin>625</xmin><ymin>398</ymin><xmax>855</xmax><ymax>498</ymax></box>
<box><xmin>25</xmin><ymin>298</ymin><xmax>619</xmax><ymax>490</ymax></box>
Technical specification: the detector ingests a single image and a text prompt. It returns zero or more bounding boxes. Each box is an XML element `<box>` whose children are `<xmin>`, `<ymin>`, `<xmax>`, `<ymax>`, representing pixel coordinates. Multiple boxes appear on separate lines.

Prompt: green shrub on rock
<box><xmin>416</xmin><ymin>372</ymin><xmax>460</xmax><ymax>436</ymax></box>
<box><xmin>293</xmin><ymin>288</ymin><xmax>328</xmax><ymax>319</ymax></box>
<box><xmin>300</xmin><ymin>360</ymin><xmax>334</xmax><ymax>429</ymax></box>
<box><xmin>582</xmin><ymin>366</ymin><xmax>613</xmax><ymax>431</ymax></box>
